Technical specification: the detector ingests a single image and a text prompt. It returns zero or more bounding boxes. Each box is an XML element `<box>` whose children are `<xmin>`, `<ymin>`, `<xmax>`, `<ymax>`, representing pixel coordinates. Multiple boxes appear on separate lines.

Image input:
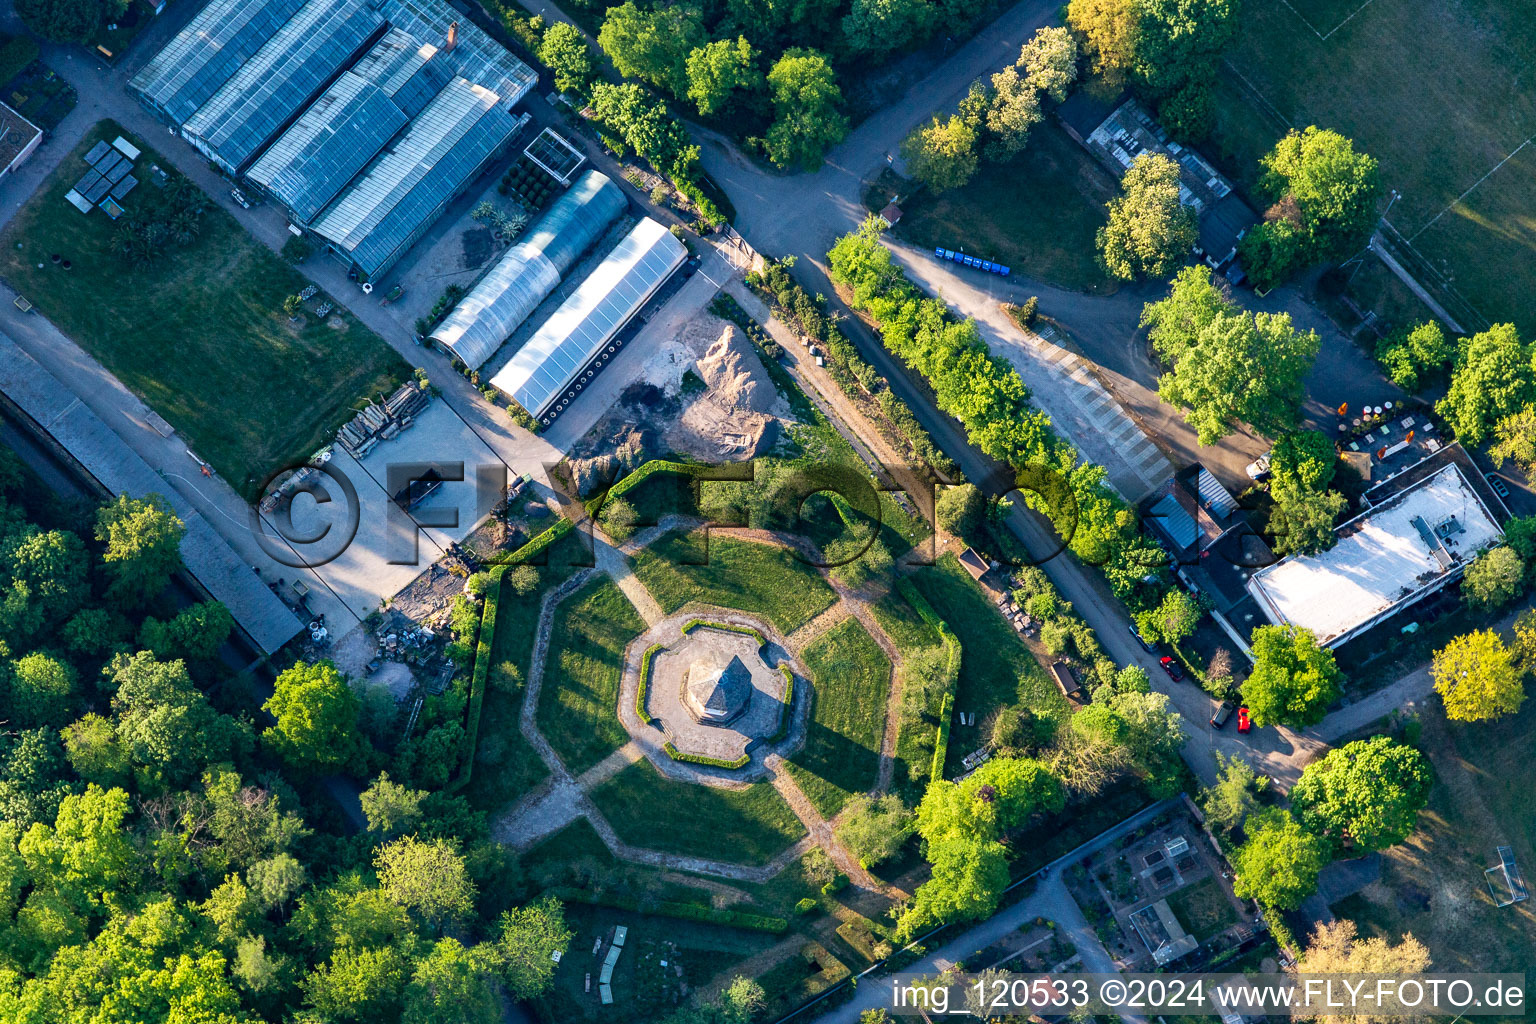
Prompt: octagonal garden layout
<box><xmin>489</xmin><ymin>522</ymin><xmax>905</xmax><ymax>879</ymax></box>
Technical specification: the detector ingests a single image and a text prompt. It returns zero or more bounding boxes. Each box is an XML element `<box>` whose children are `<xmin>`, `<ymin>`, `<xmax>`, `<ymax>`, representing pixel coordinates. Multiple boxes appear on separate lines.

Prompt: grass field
<box><xmin>870</xmin><ymin>588</ymin><xmax>947</xmax><ymax>803</ymax></box>
<box><xmin>589</xmin><ymin>759</ymin><xmax>807</xmax><ymax>865</ymax></box>
<box><xmin>908</xmin><ymin>554</ymin><xmax>1067</xmax><ymax>764</ymax></box>
<box><xmin>1332</xmin><ymin>705</ymin><xmax>1536</xmax><ymax>974</ymax></box>
<box><xmin>1209</xmin><ymin>0</ymin><xmax>1536</xmax><ymax>333</ymax></box>
<box><xmin>784</xmin><ymin>618</ymin><xmax>892</xmax><ymax>818</ymax></box>
<box><xmin>536</xmin><ymin>577</ymin><xmax>646</xmax><ymax>775</ymax></box>
<box><xmin>0</xmin><ymin>122</ymin><xmax>408</xmax><ymax>498</ymax></box>
<box><xmin>878</xmin><ymin>120</ymin><xmax>1119</xmax><ymax>293</ymax></box>
<box><xmin>632</xmin><ymin>528</ymin><xmax>837</xmax><ymax>633</ymax></box>
<box><xmin>1167</xmin><ymin>877</ymin><xmax>1239</xmax><ymax>942</ymax></box>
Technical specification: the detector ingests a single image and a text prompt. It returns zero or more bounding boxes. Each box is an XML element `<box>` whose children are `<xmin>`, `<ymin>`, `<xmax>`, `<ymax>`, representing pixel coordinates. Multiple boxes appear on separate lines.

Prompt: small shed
<box><xmin>878</xmin><ymin>202</ymin><xmax>902</xmax><ymax>227</ymax></box>
<box><xmin>957</xmin><ymin>547</ymin><xmax>988</xmax><ymax>581</ymax></box>
<box><xmin>1050</xmin><ymin>661</ymin><xmax>1084</xmax><ymax>702</ymax></box>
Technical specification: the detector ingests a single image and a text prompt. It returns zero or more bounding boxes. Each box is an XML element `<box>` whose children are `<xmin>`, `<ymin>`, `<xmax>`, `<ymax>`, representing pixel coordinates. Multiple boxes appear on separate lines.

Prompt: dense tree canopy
<box><xmin>15</xmin><ymin>0</ymin><xmax>122</xmax><ymax>43</ymax></box>
<box><xmin>685</xmin><ymin>36</ymin><xmax>764</xmax><ymax>117</ymax></box>
<box><xmin>982</xmin><ymin>66</ymin><xmax>1043</xmax><ymax>161</ymax></box>
<box><xmin>764</xmin><ymin>49</ymin><xmax>849</xmax><ymax>170</ymax></box>
<box><xmin>834</xmin><ymin>793</ymin><xmax>910</xmax><ymax>866</ymax></box>
<box><xmin>262</xmin><ymin>661</ymin><xmax>366</xmax><ymax>774</ymax></box>
<box><xmin>1018</xmin><ymin>27</ymin><xmax>1079</xmax><ymax>101</ymax></box>
<box><xmin>1267</xmin><ymin>429</ymin><xmax>1346</xmax><ymax>557</ymax></box>
<box><xmin>94</xmin><ymin>493</ymin><xmax>184</xmax><ymax>608</ymax></box>
<box><xmin>1231</xmin><ymin>806</ymin><xmax>1330</xmax><ymax>909</ymax></box>
<box><xmin>1142</xmin><ymin>267</ymin><xmax>1320</xmax><ymax>444</ymax></box>
<box><xmin>599</xmin><ymin>2</ymin><xmax>705</xmax><ymax>97</ymax></box>
<box><xmin>1292</xmin><ymin>736</ymin><xmax>1432</xmax><ymax>851</ymax></box>
<box><xmin>1098</xmin><ymin>153</ymin><xmax>1196</xmax><ymax>281</ymax></box>
<box><xmin>539</xmin><ymin>22</ymin><xmax>597</xmax><ymax>97</ymax></box>
<box><xmin>1436</xmin><ymin>323</ymin><xmax>1535</xmax><ymax>445</ymax></box>
<box><xmin>1242</xmin><ymin>625</ymin><xmax>1342</xmax><ymax>728</ymax></box>
<box><xmin>1462</xmin><ymin>546</ymin><xmax>1527</xmax><ymax>610</ymax></box>
<box><xmin>900</xmin><ymin>114</ymin><xmax>979</xmax><ymax>192</ymax></box>
<box><xmin>1299</xmin><ymin>920</ymin><xmax>1430</xmax><ymax>992</ymax></box>
<box><xmin>1432</xmin><ymin>630</ymin><xmax>1526</xmax><ymax>722</ymax></box>
<box><xmin>1373</xmin><ymin>321</ymin><xmax>1455</xmax><ymax>393</ymax></box>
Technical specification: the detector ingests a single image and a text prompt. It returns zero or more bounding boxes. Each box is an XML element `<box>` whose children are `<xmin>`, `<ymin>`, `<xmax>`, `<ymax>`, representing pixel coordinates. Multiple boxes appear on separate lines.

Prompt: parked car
<box><xmin>1237</xmin><ymin>706</ymin><xmax>1251</xmax><ymax>733</ymax></box>
<box><xmin>1158</xmin><ymin>656</ymin><xmax>1183</xmax><ymax>682</ymax></box>
<box><xmin>230</xmin><ymin>187</ymin><xmax>251</xmax><ymax>209</ymax></box>
<box><xmin>1129</xmin><ymin>623</ymin><xmax>1156</xmax><ymax>654</ymax></box>
<box><xmin>1210</xmin><ymin>701</ymin><xmax>1234</xmax><ymax>728</ymax></box>
<box><xmin>1246</xmin><ymin>452</ymin><xmax>1272</xmax><ymax>480</ymax></box>
<box><xmin>1485</xmin><ymin>472</ymin><xmax>1511</xmax><ymax>499</ymax></box>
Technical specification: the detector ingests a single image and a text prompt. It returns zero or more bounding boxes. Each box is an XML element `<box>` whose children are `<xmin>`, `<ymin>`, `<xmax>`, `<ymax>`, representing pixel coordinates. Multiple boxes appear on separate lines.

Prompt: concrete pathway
<box><xmin>764</xmin><ymin>754</ymin><xmax>901</xmax><ymax>899</ymax></box>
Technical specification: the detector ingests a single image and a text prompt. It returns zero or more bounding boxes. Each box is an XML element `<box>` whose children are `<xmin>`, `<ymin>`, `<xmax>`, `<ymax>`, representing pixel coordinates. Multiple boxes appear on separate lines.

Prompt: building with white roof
<box><xmin>1246</xmin><ymin>462</ymin><xmax>1504</xmax><ymax>648</ymax></box>
<box><xmin>489</xmin><ymin>217</ymin><xmax>687</xmax><ymax>424</ymax></box>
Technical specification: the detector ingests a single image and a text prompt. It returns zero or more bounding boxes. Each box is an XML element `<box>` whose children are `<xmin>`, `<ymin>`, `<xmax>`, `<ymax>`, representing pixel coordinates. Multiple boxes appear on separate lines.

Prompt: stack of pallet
<box><xmin>335</xmin><ymin>384</ymin><xmax>430</xmax><ymax>458</ymax></box>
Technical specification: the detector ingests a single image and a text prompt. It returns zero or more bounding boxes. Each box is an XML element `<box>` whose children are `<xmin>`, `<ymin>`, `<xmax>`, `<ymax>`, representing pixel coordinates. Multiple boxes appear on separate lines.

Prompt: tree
<box><xmin>1018</xmin><ymin>27</ymin><xmax>1078</xmax><ymax>101</ymax></box>
<box><xmin>685</xmin><ymin>36</ymin><xmax>763</xmax><ymax>117</ymax></box>
<box><xmin>15</xmin><ymin>0</ymin><xmax>112</xmax><ymax>43</ymax></box>
<box><xmin>1268</xmin><ymin>486</ymin><xmax>1347</xmax><ymax>556</ymax></box>
<box><xmin>1143</xmin><ymin>267</ymin><xmax>1319</xmax><ymax>443</ymax></box>
<box><xmin>1236</xmin><ymin>216</ymin><xmax>1304</xmax><ymax>292</ymax></box>
<box><xmin>960</xmin><ymin>757</ymin><xmax>1066</xmax><ymax>829</ymax></box>
<box><xmin>764</xmin><ymin>49</ymin><xmax>849</xmax><ymax>171</ymax></box>
<box><xmin>1200</xmin><ymin>752</ymin><xmax>1266</xmax><ymax>836</ymax></box>
<box><xmin>1298</xmin><ymin>920</ymin><xmax>1430</xmax><ymax>1018</ymax></box>
<box><xmin>1292</xmin><ymin>736</ymin><xmax>1432</xmax><ymax>851</ymax></box>
<box><xmin>1270</xmin><ymin>430</ymin><xmax>1337</xmax><ymax>494</ymax></box>
<box><xmin>110</xmin><ymin>651</ymin><xmax>239</xmax><ymax>790</ymax></box>
<box><xmin>7</xmin><ymin>652</ymin><xmax>77</xmax><ymax>729</ymax></box>
<box><xmin>1131</xmin><ymin>0</ymin><xmax>1238</xmax><ymax>96</ymax></box>
<box><xmin>1141</xmin><ymin>588</ymin><xmax>1202</xmax><ymax>645</ymax></box>
<box><xmin>402</xmin><ymin>938</ymin><xmax>498</xmax><ymax>1024</ymax></box>
<box><xmin>505</xmin><ymin>563</ymin><xmax>540</xmax><ymax>596</ymax></box>
<box><xmin>1436</xmin><ymin>323</ymin><xmax>1535</xmax><ymax>445</ymax></box>
<box><xmin>248</xmin><ymin>852</ymin><xmax>306</xmax><ymax>911</ymax></box>
<box><xmin>1066</xmin><ymin>0</ymin><xmax>1140</xmax><ymax>84</ymax></box>
<box><xmin>834</xmin><ymin>793</ymin><xmax>910</xmax><ymax>866</ymax></box>
<box><xmin>1489</xmin><ymin>404</ymin><xmax>1536</xmax><ymax>475</ymax></box>
<box><xmin>375</xmin><ymin>836</ymin><xmax>476</xmax><ymax>928</ymax></box>
<box><xmin>1462</xmin><ymin>546</ymin><xmax>1527</xmax><ymax>610</ymax></box>
<box><xmin>539</xmin><ymin>21</ymin><xmax>596</xmax><ymax>97</ymax></box>
<box><xmin>283</xmin><ymin>294</ymin><xmax>304</xmax><ymax>319</ymax></box>
<box><xmin>94</xmin><ymin>493</ymin><xmax>185</xmax><ymax>606</ymax></box>
<box><xmin>0</xmin><ymin>528</ymin><xmax>88</xmax><ymax>647</ymax></box>
<box><xmin>1374</xmin><ymin>321</ymin><xmax>1455</xmax><ymax>392</ymax></box>
<box><xmin>1098</xmin><ymin>153</ymin><xmax>1196</xmax><ymax>281</ymax></box>
<box><xmin>1231</xmin><ymin>807</ymin><xmax>1329</xmax><ymax>909</ymax></box>
<box><xmin>1157</xmin><ymin>80</ymin><xmax>1214</xmax><ymax>143</ymax></box>
<box><xmin>262</xmin><ymin>660</ymin><xmax>365</xmax><ymax>773</ymax></box>
<box><xmin>18</xmin><ymin>784</ymin><xmax>137</xmax><ymax>904</ymax></box>
<box><xmin>982</xmin><ymin>66</ymin><xmax>1042</xmax><ymax>161</ymax></box>
<box><xmin>0</xmin><ymin>728</ymin><xmax>75</xmax><ymax>828</ymax></box>
<box><xmin>900</xmin><ymin>114</ymin><xmax>978</xmax><ymax>193</ymax></box>
<box><xmin>61</xmin><ymin>713</ymin><xmax>130</xmax><ymax>788</ymax></box>
<box><xmin>841</xmin><ymin>0</ymin><xmax>935</xmax><ymax>57</ymax></box>
<box><xmin>598</xmin><ymin>2</ymin><xmax>704</xmax><ymax>97</ymax></box>
<box><xmin>936</xmin><ymin>483</ymin><xmax>987</xmax><ymax>544</ymax></box>
<box><xmin>360</xmin><ymin>773</ymin><xmax>427</xmax><ymax>837</ymax></box>
<box><xmin>588</xmin><ymin>82</ymin><xmax>695</xmax><ymax>177</ymax></box>
<box><xmin>138</xmin><ymin>600</ymin><xmax>234</xmax><ymax>662</ymax></box>
<box><xmin>1432</xmin><ymin>630</ymin><xmax>1526</xmax><ymax>723</ymax></box>
<box><xmin>1255</xmin><ymin>126</ymin><xmax>1382</xmax><ymax>265</ymax></box>
<box><xmin>490</xmin><ymin>897</ymin><xmax>572</xmax><ymax>1000</ymax></box>
<box><xmin>303</xmin><ymin>944</ymin><xmax>411</xmax><ymax>1022</ymax></box>
<box><xmin>1242</xmin><ymin>625</ymin><xmax>1342</xmax><ymax>728</ymax></box>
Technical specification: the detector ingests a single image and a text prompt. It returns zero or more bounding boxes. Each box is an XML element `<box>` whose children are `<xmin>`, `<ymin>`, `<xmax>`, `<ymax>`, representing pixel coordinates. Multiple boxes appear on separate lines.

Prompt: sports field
<box><xmin>1211</xmin><ymin>0</ymin><xmax>1536</xmax><ymax>332</ymax></box>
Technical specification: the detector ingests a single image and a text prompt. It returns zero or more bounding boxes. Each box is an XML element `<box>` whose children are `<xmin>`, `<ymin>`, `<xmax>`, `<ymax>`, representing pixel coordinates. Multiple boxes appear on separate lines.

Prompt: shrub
<box><xmin>795</xmin><ymin>897</ymin><xmax>818</xmax><ymax>914</ymax></box>
<box><xmin>681</xmin><ymin>619</ymin><xmax>766</xmax><ymax>646</ymax></box>
<box><xmin>280</xmin><ymin>235</ymin><xmax>313</xmax><ymax>264</ymax></box>
<box><xmin>635</xmin><ymin>643</ymin><xmax>663</xmax><ymax>723</ymax></box>
<box><xmin>663</xmin><ymin>742</ymin><xmax>750</xmax><ymax>769</ymax></box>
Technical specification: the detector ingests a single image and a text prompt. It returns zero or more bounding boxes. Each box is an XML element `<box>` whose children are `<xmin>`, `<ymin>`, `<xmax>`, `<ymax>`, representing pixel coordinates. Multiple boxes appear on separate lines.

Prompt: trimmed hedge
<box><xmin>898</xmin><ymin>578</ymin><xmax>962</xmax><ymax>782</ymax></box>
<box><xmin>549</xmin><ymin>887</ymin><xmax>787</xmax><ymax>933</ymax></box>
<box><xmin>635</xmin><ymin>642</ymin><xmax>663</xmax><ymax>723</ymax></box>
<box><xmin>682</xmin><ymin>618</ymin><xmax>766</xmax><ymax>646</ymax></box>
<box><xmin>584</xmin><ymin>458</ymin><xmax>701</xmax><ymax>518</ymax></box>
<box><xmin>663</xmin><ymin>742</ymin><xmax>750</xmax><ymax>769</ymax></box>
<box><xmin>768</xmin><ymin>663</ymin><xmax>795</xmax><ymax>744</ymax></box>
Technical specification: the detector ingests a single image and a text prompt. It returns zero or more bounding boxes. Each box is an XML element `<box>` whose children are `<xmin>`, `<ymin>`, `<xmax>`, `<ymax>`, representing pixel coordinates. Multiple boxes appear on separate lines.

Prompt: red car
<box><xmin>1158</xmin><ymin>656</ymin><xmax>1183</xmax><ymax>682</ymax></box>
<box><xmin>1237</xmin><ymin>706</ymin><xmax>1251</xmax><ymax>733</ymax></box>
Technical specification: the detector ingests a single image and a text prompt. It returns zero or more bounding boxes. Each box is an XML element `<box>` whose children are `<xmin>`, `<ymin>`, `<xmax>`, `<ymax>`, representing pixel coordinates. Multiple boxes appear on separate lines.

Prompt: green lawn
<box><xmin>784</xmin><ymin>618</ymin><xmax>892</xmax><ymax>818</ymax></box>
<box><xmin>1331</xmin><ymin>704</ymin><xmax>1536</xmax><ymax>974</ymax></box>
<box><xmin>632</xmin><ymin>529</ymin><xmax>837</xmax><ymax>633</ymax></box>
<box><xmin>589</xmin><ymin>760</ymin><xmax>807</xmax><ymax>866</ymax></box>
<box><xmin>536</xmin><ymin>577</ymin><xmax>646</xmax><ymax>775</ymax></box>
<box><xmin>908</xmin><ymin>554</ymin><xmax>1067</xmax><ymax>765</ymax></box>
<box><xmin>0</xmin><ymin>122</ymin><xmax>407</xmax><ymax>499</ymax></box>
<box><xmin>462</xmin><ymin>531</ymin><xmax>594</xmax><ymax>811</ymax></box>
<box><xmin>881</xmin><ymin>120</ymin><xmax>1119</xmax><ymax>293</ymax></box>
<box><xmin>1166</xmin><ymin>877</ymin><xmax>1239</xmax><ymax>942</ymax></box>
<box><xmin>1209</xmin><ymin>0</ymin><xmax>1536</xmax><ymax>333</ymax></box>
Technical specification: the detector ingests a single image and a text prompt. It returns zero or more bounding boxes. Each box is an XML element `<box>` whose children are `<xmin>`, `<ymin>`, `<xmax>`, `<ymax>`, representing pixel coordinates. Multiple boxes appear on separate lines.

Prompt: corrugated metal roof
<box><xmin>246</xmin><ymin>72</ymin><xmax>408</xmax><ymax>224</ymax></box>
<box><xmin>311</xmin><ymin>77</ymin><xmax>519</xmax><ymax>276</ymax></box>
<box><xmin>181</xmin><ymin>0</ymin><xmax>384</xmax><ymax>171</ymax></box>
<box><xmin>490</xmin><ymin>218</ymin><xmax>687</xmax><ymax>418</ymax></box>
<box><xmin>129</xmin><ymin>0</ymin><xmax>310</xmax><ymax>124</ymax></box>
<box><xmin>432</xmin><ymin>170</ymin><xmax>627</xmax><ymax>369</ymax></box>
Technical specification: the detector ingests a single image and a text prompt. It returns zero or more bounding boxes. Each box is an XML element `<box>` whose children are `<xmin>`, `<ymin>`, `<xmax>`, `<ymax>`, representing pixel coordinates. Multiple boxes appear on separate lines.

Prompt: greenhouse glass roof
<box><xmin>490</xmin><ymin>218</ymin><xmax>687</xmax><ymax>418</ymax></box>
<box><xmin>129</xmin><ymin>0</ymin><xmax>309</xmax><ymax>124</ymax></box>
<box><xmin>246</xmin><ymin>73</ymin><xmax>408</xmax><ymax>224</ymax></box>
<box><xmin>432</xmin><ymin>170</ymin><xmax>627</xmax><ymax>369</ymax></box>
<box><xmin>311</xmin><ymin>78</ymin><xmax>521</xmax><ymax>277</ymax></box>
<box><xmin>180</xmin><ymin>0</ymin><xmax>384</xmax><ymax>171</ymax></box>
<box><xmin>377</xmin><ymin>0</ymin><xmax>537</xmax><ymax>102</ymax></box>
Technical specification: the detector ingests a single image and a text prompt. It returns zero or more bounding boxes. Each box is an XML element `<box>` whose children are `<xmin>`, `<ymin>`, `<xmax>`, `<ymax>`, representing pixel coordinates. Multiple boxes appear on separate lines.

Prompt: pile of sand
<box><xmin>668</xmin><ymin>324</ymin><xmax>782</xmax><ymax>459</ymax></box>
<box><xmin>694</xmin><ymin>327</ymin><xmax>775</xmax><ymax>414</ymax></box>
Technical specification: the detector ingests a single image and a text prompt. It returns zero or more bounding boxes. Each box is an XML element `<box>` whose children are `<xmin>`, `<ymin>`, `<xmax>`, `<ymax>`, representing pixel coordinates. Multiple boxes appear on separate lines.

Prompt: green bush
<box><xmin>682</xmin><ymin>618</ymin><xmax>766</xmax><ymax>646</ymax></box>
<box><xmin>0</xmin><ymin>36</ymin><xmax>39</xmax><ymax>87</ymax></box>
<box><xmin>635</xmin><ymin>642</ymin><xmax>663</xmax><ymax>723</ymax></box>
<box><xmin>768</xmin><ymin>663</ymin><xmax>796</xmax><ymax>744</ymax></box>
<box><xmin>795</xmin><ymin>897</ymin><xmax>818</xmax><ymax>915</ymax></box>
<box><xmin>663</xmin><ymin>742</ymin><xmax>750</xmax><ymax>769</ymax></box>
<box><xmin>897</xmin><ymin>578</ymin><xmax>961</xmax><ymax>781</ymax></box>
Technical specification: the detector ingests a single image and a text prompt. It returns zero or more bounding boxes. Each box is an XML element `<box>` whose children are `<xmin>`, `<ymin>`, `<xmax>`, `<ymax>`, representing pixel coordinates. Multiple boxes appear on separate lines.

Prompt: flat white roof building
<box><xmin>1246</xmin><ymin>463</ymin><xmax>1503</xmax><ymax>648</ymax></box>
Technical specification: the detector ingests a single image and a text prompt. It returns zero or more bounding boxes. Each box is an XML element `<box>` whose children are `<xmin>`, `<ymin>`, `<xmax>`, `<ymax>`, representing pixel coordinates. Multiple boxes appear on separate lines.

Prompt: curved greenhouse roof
<box><xmin>432</xmin><ymin>169</ymin><xmax>626</xmax><ymax>369</ymax></box>
<box><xmin>489</xmin><ymin>217</ymin><xmax>687</xmax><ymax>421</ymax></box>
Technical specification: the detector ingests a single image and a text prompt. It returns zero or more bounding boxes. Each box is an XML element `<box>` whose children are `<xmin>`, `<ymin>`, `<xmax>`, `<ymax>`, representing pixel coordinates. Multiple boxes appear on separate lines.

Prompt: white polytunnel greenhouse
<box><xmin>489</xmin><ymin>217</ymin><xmax>687</xmax><ymax>423</ymax></box>
<box><xmin>430</xmin><ymin>169</ymin><xmax>626</xmax><ymax>369</ymax></box>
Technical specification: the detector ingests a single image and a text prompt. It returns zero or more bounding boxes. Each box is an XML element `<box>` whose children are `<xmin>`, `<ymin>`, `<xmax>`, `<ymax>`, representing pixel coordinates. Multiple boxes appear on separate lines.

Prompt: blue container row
<box><xmin>934</xmin><ymin>247</ymin><xmax>1010</xmax><ymax>276</ymax></box>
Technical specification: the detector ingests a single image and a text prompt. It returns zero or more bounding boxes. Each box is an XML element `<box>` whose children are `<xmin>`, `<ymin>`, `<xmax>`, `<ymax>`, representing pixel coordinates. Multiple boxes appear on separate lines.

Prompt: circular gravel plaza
<box><xmin>629</xmin><ymin>613</ymin><xmax>797</xmax><ymax>770</ymax></box>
